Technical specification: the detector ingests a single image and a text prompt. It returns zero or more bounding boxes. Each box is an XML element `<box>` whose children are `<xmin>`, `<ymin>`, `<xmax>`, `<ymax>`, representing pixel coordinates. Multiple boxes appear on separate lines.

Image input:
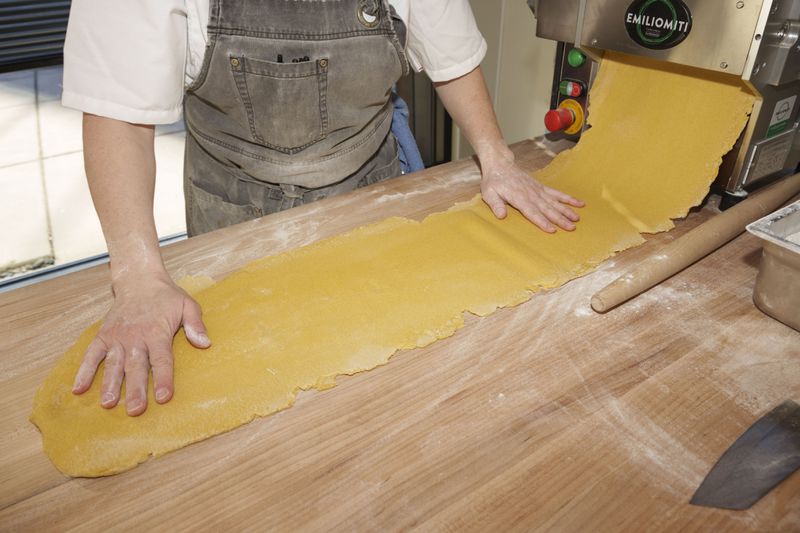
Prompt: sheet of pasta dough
<box><xmin>31</xmin><ymin>52</ymin><xmax>755</xmax><ymax>477</ymax></box>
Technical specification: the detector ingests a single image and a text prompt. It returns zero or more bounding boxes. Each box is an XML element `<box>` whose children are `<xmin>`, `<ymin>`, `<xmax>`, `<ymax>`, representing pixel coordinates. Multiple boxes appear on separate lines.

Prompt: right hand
<box><xmin>71</xmin><ymin>273</ymin><xmax>211</xmax><ymax>416</ymax></box>
<box><xmin>479</xmin><ymin>151</ymin><xmax>584</xmax><ymax>233</ymax></box>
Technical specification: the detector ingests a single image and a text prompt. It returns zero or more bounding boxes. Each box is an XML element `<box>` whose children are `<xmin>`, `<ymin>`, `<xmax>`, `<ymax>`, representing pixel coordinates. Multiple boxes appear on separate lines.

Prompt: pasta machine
<box><xmin>529</xmin><ymin>0</ymin><xmax>800</xmax><ymax>206</ymax></box>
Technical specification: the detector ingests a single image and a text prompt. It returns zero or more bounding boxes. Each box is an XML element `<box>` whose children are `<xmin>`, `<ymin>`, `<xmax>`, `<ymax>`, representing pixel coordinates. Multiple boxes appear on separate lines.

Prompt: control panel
<box><xmin>544</xmin><ymin>43</ymin><xmax>597</xmax><ymax>140</ymax></box>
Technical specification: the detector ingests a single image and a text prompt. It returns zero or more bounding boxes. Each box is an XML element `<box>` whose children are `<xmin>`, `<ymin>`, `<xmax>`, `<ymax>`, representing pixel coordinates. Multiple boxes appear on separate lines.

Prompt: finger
<box><xmin>546</xmin><ymin>210</ymin><xmax>576</xmax><ymax>231</ymax></box>
<box><xmin>182</xmin><ymin>298</ymin><xmax>211</xmax><ymax>349</ymax></box>
<box><xmin>518</xmin><ymin>204</ymin><xmax>556</xmax><ymax>233</ymax></box>
<box><xmin>124</xmin><ymin>344</ymin><xmax>150</xmax><ymax>416</ymax></box>
<box><xmin>552</xmin><ymin>200</ymin><xmax>581</xmax><ymax>223</ymax></box>
<box><xmin>481</xmin><ymin>188</ymin><xmax>508</xmax><ymax>219</ymax></box>
<box><xmin>149</xmin><ymin>338</ymin><xmax>174</xmax><ymax>404</ymax></box>
<box><xmin>545</xmin><ymin>186</ymin><xmax>585</xmax><ymax>207</ymax></box>
<box><xmin>534</xmin><ymin>198</ymin><xmax>575</xmax><ymax>231</ymax></box>
<box><xmin>73</xmin><ymin>337</ymin><xmax>108</xmax><ymax>394</ymax></box>
<box><xmin>100</xmin><ymin>343</ymin><xmax>125</xmax><ymax>408</ymax></box>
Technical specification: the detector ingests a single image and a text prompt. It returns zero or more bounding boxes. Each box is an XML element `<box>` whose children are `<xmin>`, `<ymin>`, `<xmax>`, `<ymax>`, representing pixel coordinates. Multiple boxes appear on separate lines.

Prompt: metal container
<box><xmin>746</xmin><ymin>200</ymin><xmax>800</xmax><ymax>332</ymax></box>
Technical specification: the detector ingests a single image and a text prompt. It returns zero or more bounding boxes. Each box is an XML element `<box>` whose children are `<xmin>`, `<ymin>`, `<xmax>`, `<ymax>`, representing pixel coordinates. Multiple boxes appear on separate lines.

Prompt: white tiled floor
<box><xmin>42</xmin><ymin>151</ymin><xmax>105</xmax><ymax>264</ymax></box>
<box><xmin>0</xmin><ymin>66</ymin><xmax>187</xmax><ymax>278</ymax></box>
<box><xmin>0</xmin><ymin>162</ymin><xmax>50</xmax><ymax>266</ymax></box>
<box><xmin>0</xmin><ymin>104</ymin><xmax>39</xmax><ymax>167</ymax></box>
<box><xmin>38</xmin><ymin>99</ymin><xmax>84</xmax><ymax>158</ymax></box>
<box><xmin>154</xmin><ymin>133</ymin><xmax>188</xmax><ymax>237</ymax></box>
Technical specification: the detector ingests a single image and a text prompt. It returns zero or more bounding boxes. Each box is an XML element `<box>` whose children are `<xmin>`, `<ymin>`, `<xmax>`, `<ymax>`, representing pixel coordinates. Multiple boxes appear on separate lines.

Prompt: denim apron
<box><xmin>183</xmin><ymin>0</ymin><xmax>409</xmax><ymax>235</ymax></box>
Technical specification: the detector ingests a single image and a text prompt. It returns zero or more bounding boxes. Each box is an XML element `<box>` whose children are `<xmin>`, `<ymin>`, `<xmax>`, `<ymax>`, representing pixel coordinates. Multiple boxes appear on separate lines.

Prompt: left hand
<box><xmin>479</xmin><ymin>154</ymin><xmax>584</xmax><ymax>233</ymax></box>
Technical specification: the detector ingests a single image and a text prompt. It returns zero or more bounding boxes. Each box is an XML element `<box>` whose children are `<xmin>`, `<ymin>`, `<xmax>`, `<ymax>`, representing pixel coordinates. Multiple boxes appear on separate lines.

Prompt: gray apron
<box><xmin>183</xmin><ymin>0</ymin><xmax>409</xmax><ymax>235</ymax></box>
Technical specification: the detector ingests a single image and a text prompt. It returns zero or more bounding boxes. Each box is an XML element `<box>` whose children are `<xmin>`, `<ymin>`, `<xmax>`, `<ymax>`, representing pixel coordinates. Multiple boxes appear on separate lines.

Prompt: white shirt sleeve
<box><xmin>404</xmin><ymin>0</ymin><xmax>487</xmax><ymax>82</ymax></box>
<box><xmin>62</xmin><ymin>0</ymin><xmax>188</xmax><ymax>124</ymax></box>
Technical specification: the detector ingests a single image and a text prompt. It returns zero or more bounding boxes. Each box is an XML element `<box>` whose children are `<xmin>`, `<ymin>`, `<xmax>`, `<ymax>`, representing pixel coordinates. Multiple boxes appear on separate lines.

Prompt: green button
<box><xmin>567</xmin><ymin>48</ymin><xmax>586</xmax><ymax>68</ymax></box>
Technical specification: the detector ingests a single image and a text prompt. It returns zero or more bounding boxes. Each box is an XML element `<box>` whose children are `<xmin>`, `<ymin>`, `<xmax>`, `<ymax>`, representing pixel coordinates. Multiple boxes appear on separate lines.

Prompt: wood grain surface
<box><xmin>1</xmin><ymin>140</ymin><xmax>798</xmax><ymax>531</ymax></box>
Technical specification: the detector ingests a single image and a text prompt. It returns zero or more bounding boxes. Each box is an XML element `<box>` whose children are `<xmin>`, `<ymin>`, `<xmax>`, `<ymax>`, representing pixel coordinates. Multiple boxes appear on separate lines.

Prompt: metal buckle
<box><xmin>279</xmin><ymin>183</ymin><xmax>305</xmax><ymax>200</ymax></box>
<box><xmin>357</xmin><ymin>1</ymin><xmax>380</xmax><ymax>28</ymax></box>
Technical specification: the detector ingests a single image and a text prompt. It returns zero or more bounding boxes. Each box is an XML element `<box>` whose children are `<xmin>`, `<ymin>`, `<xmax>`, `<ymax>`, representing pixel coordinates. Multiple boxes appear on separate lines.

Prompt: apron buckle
<box><xmin>279</xmin><ymin>183</ymin><xmax>305</xmax><ymax>200</ymax></box>
<box><xmin>357</xmin><ymin>0</ymin><xmax>381</xmax><ymax>28</ymax></box>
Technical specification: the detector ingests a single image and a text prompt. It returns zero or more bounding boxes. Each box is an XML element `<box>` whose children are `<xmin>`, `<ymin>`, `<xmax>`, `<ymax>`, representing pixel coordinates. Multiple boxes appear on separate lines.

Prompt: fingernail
<box><xmin>101</xmin><ymin>392</ymin><xmax>115</xmax><ymax>406</ymax></box>
<box><xmin>155</xmin><ymin>388</ymin><xmax>170</xmax><ymax>402</ymax></box>
<box><xmin>127</xmin><ymin>400</ymin><xmax>143</xmax><ymax>414</ymax></box>
<box><xmin>186</xmin><ymin>326</ymin><xmax>210</xmax><ymax>346</ymax></box>
<box><xmin>72</xmin><ymin>377</ymin><xmax>83</xmax><ymax>392</ymax></box>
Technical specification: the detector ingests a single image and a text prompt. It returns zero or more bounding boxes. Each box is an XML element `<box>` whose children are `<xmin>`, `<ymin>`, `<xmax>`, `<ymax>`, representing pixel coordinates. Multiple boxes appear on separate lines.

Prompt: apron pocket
<box><xmin>231</xmin><ymin>55</ymin><xmax>329</xmax><ymax>154</ymax></box>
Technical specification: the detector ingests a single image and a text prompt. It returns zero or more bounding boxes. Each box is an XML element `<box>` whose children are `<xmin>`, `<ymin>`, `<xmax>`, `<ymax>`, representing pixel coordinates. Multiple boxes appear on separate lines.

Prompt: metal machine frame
<box><xmin>529</xmin><ymin>0</ymin><xmax>800</xmax><ymax>202</ymax></box>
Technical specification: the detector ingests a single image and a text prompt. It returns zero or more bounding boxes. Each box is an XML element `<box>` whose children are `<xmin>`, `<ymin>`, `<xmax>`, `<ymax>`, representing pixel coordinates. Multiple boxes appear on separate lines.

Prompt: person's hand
<box><xmin>71</xmin><ymin>272</ymin><xmax>211</xmax><ymax>416</ymax></box>
<box><xmin>479</xmin><ymin>154</ymin><xmax>584</xmax><ymax>233</ymax></box>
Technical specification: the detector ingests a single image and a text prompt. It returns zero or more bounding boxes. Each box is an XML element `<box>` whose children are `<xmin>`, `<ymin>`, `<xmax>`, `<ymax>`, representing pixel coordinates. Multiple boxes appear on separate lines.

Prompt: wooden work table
<box><xmin>1</xmin><ymin>140</ymin><xmax>798</xmax><ymax>530</ymax></box>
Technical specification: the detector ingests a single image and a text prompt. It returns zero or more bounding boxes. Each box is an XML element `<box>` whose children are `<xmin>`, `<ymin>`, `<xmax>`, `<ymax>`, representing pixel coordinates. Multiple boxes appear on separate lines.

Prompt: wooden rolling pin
<box><xmin>591</xmin><ymin>172</ymin><xmax>800</xmax><ymax>313</ymax></box>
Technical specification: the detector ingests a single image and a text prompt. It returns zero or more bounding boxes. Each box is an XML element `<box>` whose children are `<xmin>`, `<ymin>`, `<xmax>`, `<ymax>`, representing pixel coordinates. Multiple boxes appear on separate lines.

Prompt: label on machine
<box><xmin>767</xmin><ymin>95</ymin><xmax>797</xmax><ymax>138</ymax></box>
<box><xmin>624</xmin><ymin>0</ymin><xmax>693</xmax><ymax>50</ymax></box>
<box><xmin>749</xmin><ymin>131</ymin><xmax>795</xmax><ymax>183</ymax></box>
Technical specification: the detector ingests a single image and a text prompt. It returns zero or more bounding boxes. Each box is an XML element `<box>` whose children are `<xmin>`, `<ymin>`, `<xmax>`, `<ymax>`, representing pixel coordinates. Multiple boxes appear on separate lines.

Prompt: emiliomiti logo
<box><xmin>625</xmin><ymin>0</ymin><xmax>693</xmax><ymax>50</ymax></box>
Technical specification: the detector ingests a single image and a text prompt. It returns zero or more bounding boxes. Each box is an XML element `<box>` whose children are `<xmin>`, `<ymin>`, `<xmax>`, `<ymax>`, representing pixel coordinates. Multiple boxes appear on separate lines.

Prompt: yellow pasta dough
<box><xmin>30</xmin><ymin>53</ymin><xmax>755</xmax><ymax>477</ymax></box>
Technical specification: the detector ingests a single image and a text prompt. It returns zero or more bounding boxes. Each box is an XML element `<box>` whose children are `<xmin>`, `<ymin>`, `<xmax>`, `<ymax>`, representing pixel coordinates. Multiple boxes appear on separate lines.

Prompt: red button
<box><xmin>544</xmin><ymin>108</ymin><xmax>575</xmax><ymax>132</ymax></box>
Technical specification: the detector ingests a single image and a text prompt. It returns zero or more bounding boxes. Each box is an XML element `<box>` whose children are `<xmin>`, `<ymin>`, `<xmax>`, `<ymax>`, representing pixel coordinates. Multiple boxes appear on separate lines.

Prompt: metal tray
<box><xmin>746</xmin><ymin>200</ymin><xmax>800</xmax><ymax>332</ymax></box>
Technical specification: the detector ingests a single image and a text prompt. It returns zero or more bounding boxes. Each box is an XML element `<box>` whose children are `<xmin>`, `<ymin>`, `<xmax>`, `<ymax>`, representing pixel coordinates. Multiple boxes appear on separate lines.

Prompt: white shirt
<box><xmin>62</xmin><ymin>0</ymin><xmax>487</xmax><ymax>124</ymax></box>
